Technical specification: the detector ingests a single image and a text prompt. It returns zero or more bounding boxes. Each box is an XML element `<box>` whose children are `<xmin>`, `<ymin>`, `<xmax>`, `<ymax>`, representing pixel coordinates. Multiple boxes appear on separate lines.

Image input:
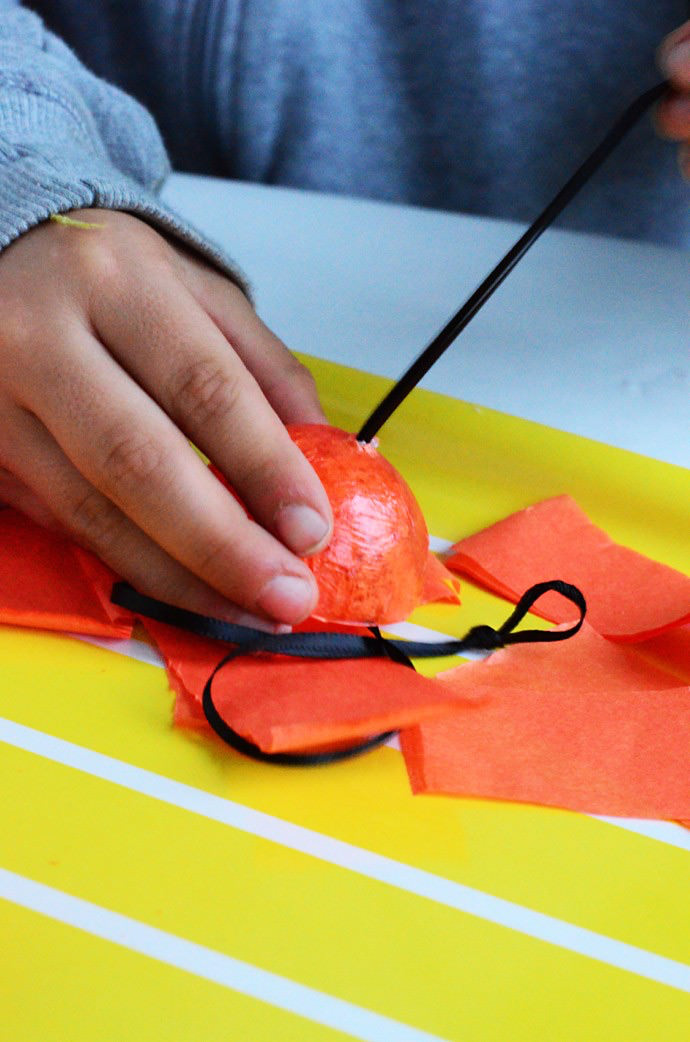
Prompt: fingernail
<box><xmin>226</xmin><ymin>611</ymin><xmax>292</xmax><ymax>634</ymax></box>
<box><xmin>203</xmin><ymin>598</ymin><xmax>291</xmax><ymax>633</ymax></box>
<box><xmin>274</xmin><ymin>504</ymin><xmax>330</xmax><ymax>555</ymax></box>
<box><xmin>663</xmin><ymin>40</ymin><xmax>690</xmax><ymax>75</ymax></box>
<box><xmin>257</xmin><ymin>573</ymin><xmax>317</xmax><ymax>622</ymax></box>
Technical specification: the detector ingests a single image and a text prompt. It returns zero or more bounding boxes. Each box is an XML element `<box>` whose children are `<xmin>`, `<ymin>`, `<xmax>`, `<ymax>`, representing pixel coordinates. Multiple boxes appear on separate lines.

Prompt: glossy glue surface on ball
<box><xmin>288</xmin><ymin>424</ymin><xmax>428</xmax><ymax>624</ymax></box>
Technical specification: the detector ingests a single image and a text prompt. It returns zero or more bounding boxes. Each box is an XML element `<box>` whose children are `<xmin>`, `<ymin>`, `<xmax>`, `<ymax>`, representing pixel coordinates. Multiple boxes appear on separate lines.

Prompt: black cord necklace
<box><xmin>112</xmin><ymin>579</ymin><xmax>586</xmax><ymax>765</ymax></box>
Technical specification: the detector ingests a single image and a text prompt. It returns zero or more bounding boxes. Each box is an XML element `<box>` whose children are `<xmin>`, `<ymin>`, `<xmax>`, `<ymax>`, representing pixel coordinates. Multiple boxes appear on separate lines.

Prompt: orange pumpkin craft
<box><xmin>211</xmin><ymin>423</ymin><xmax>457</xmax><ymax>626</ymax></box>
<box><xmin>287</xmin><ymin>424</ymin><xmax>429</xmax><ymax>625</ymax></box>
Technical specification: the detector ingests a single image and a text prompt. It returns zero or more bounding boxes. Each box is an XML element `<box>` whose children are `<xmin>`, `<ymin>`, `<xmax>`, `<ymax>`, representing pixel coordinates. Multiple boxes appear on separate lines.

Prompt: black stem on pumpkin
<box><xmin>356</xmin><ymin>82</ymin><xmax>668</xmax><ymax>442</ymax></box>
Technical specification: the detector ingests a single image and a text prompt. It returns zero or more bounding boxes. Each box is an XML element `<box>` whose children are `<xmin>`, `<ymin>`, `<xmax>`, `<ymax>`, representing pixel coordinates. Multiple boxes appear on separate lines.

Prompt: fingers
<box><xmin>0</xmin><ymin>209</ymin><xmax>332</xmax><ymax>625</ymax></box>
<box><xmin>88</xmin><ymin>253</ymin><xmax>333</xmax><ymax>558</ymax></box>
<box><xmin>0</xmin><ymin>467</ymin><xmax>64</xmax><ymax>532</ymax></box>
<box><xmin>172</xmin><ymin>249</ymin><xmax>327</xmax><ymax>425</ymax></box>
<box><xmin>0</xmin><ymin>401</ymin><xmax>288</xmax><ymax>630</ymax></box>
<box><xmin>656</xmin><ymin>93</ymin><xmax>690</xmax><ymax>179</ymax></box>
<box><xmin>657</xmin><ymin>20</ymin><xmax>690</xmax><ymax>177</ymax></box>
<box><xmin>12</xmin><ymin>322</ymin><xmax>321</xmax><ymax>624</ymax></box>
<box><xmin>655</xmin><ymin>91</ymin><xmax>690</xmax><ymax>140</ymax></box>
<box><xmin>658</xmin><ymin>21</ymin><xmax>690</xmax><ymax>89</ymax></box>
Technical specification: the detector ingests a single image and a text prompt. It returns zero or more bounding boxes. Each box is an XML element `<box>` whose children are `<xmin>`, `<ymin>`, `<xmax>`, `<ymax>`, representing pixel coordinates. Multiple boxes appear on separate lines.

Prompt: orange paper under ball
<box><xmin>288</xmin><ymin>424</ymin><xmax>428</xmax><ymax>624</ymax></box>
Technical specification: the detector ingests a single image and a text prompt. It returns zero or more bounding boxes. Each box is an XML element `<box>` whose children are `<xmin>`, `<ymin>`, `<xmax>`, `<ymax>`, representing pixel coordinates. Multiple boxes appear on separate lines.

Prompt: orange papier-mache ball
<box><xmin>287</xmin><ymin>424</ymin><xmax>429</xmax><ymax>625</ymax></box>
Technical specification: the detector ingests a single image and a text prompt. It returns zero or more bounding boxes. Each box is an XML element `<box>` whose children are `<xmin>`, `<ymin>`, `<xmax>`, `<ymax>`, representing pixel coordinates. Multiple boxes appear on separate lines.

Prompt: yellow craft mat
<box><xmin>1</xmin><ymin>355</ymin><xmax>689</xmax><ymax>1041</ymax></box>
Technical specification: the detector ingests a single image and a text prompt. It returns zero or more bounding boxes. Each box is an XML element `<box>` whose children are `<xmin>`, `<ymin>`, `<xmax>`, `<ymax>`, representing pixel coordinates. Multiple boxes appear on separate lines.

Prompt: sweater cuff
<box><xmin>0</xmin><ymin>148</ymin><xmax>251</xmax><ymax>298</ymax></box>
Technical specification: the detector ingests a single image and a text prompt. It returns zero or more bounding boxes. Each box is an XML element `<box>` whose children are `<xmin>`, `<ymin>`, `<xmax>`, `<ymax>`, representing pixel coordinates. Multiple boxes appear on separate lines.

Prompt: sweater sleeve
<box><xmin>0</xmin><ymin>1</ymin><xmax>249</xmax><ymax>291</ymax></box>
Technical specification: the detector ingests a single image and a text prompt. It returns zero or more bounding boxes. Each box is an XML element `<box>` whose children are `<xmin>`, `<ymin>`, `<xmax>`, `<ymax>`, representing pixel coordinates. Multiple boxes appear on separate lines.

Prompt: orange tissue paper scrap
<box><xmin>143</xmin><ymin>618</ymin><xmax>474</xmax><ymax>754</ymax></box>
<box><xmin>0</xmin><ymin>507</ymin><xmax>133</xmax><ymax>639</ymax></box>
<box><xmin>444</xmin><ymin>495</ymin><xmax>690</xmax><ymax>642</ymax></box>
<box><xmin>401</xmin><ymin>622</ymin><xmax>690</xmax><ymax>818</ymax></box>
<box><xmin>632</xmin><ymin>624</ymin><xmax>690</xmax><ymax>684</ymax></box>
<box><xmin>422</xmin><ymin>553</ymin><xmax>462</xmax><ymax>605</ymax></box>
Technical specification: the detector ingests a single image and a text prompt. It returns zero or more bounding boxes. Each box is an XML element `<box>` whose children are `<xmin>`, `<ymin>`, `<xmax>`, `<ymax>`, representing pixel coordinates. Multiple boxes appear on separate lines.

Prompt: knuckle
<box><xmin>0</xmin><ymin>304</ymin><xmax>30</xmax><ymax>359</ymax></box>
<box><xmin>73</xmin><ymin>234</ymin><xmax>122</xmax><ymax>284</ymax></box>
<box><xmin>100</xmin><ymin>427</ymin><xmax>165</xmax><ymax>488</ymax></box>
<box><xmin>169</xmin><ymin>358</ymin><xmax>243</xmax><ymax>429</ymax></box>
<box><xmin>69</xmin><ymin>486</ymin><xmax>123</xmax><ymax>553</ymax></box>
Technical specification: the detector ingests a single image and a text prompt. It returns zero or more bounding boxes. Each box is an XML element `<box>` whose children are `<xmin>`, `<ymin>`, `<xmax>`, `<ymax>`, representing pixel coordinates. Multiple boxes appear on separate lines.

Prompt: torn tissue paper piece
<box><xmin>401</xmin><ymin>623</ymin><xmax>690</xmax><ymax>818</ymax></box>
<box><xmin>632</xmin><ymin>625</ymin><xmax>690</xmax><ymax>684</ymax></box>
<box><xmin>0</xmin><ymin>508</ymin><xmax>133</xmax><ymax>639</ymax></box>
<box><xmin>144</xmin><ymin>618</ymin><xmax>473</xmax><ymax>754</ymax></box>
<box><xmin>444</xmin><ymin>495</ymin><xmax>690</xmax><ymax>642</ymax></box>
<box><xmin>422</xmin><ymin>553</ymin><xmax>462</xmax><ymax>605</ymax></box>
<box><xmin>0</xmin><ymin>506</ymin><xmax>456</xmax><ymax>645</ymax></box>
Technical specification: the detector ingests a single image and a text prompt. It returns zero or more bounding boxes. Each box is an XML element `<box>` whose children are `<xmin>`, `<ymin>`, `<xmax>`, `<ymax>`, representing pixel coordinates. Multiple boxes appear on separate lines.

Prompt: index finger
<box><xmin>172</xmin><ymin>251</ymin><xmax>327</xmax><ymax>426</ymax></box>
<box><xmin>90</xmin><ymin>262</ymin><xmax>334</xmax><ymax>560</ymax></box>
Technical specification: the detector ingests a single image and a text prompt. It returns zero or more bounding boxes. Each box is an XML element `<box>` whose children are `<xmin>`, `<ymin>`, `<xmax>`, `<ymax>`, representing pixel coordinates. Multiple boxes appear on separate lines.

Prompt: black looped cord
<box><xmin>202</xmin><ymin>668</ymin><xmax>396</xmax><ymax>766</ymax></box>
<box><xmin>201</xmin><ymin>625</ymin><xmax>408</xmax><ymax>765</ymax></box>
<box><xmin>111</xmin><ymin>578</ymin><xmax>585</xmax><ymax>765</ymax></box>
<box><xmin>369</xmin><ymin>624</ymin><xmax>416</xmax><ymax>669</ymax></box>
<box><xmin>496</xmin><ymin>579</ymin><xmax>587</xmax><ymax>645</ymax></box>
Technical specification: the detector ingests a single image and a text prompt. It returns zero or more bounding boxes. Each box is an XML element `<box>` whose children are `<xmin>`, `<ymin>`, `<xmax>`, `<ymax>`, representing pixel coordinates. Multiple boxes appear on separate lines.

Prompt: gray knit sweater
<box><xmin>1</xmin><ymin>0</ymin><xmax>689</xmax><ymax>270</ymax></box>
<box><xmin>0</xmin><ymin>1</ymin><xmax>243</xmax><ymax>277</ymax></box>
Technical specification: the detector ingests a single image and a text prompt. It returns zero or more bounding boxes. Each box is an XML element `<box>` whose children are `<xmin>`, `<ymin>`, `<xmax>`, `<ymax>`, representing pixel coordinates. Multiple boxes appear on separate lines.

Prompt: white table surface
<box><xmin>162</xmin><ymin>173</ymin><xmax>689</xmax><ymax>470</ymax></box>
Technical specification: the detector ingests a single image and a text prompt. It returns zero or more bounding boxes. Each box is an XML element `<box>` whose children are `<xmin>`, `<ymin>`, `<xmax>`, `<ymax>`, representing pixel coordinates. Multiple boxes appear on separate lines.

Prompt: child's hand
<box><xmin>0</xmin><ymin>209</ymin><xmax>333</xmax><ymax>628</ymax></box>
<box><xmin>657</xmin><ymin>21</ymin><xmax>690</xmax><ymax>178</ymax></box>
